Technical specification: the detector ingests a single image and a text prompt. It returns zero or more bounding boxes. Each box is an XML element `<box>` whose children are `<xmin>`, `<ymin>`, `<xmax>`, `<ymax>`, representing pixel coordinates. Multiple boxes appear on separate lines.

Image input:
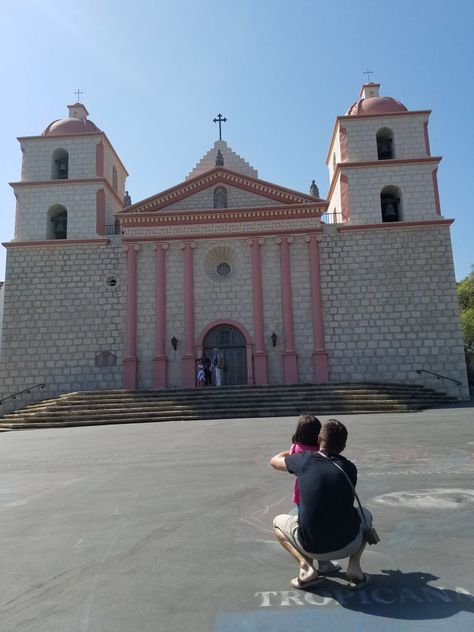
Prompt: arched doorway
<box><xmin>203</xmin><ymin>324</ymin><xmax>247</xmax><ymax>385</ymax></box>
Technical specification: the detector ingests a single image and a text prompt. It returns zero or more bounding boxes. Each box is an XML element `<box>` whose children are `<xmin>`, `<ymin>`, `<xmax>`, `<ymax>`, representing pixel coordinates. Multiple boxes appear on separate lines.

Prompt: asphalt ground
<box><xmin>0</xmin><ymin>405</ymin><xmax>473</xmax><ymax>631</ymax></box>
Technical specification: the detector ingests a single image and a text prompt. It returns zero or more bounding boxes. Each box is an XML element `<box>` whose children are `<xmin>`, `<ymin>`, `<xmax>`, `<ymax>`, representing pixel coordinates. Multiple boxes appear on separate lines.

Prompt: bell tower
<box><xmin>326</xmin><ymin>83</ymin><xmax>442</xmax><ymax>225</ymax></box>
<box><xmin>11</xmin><ymin>103</ymin><xmax>128</xmax><ymax>242</ymax></box>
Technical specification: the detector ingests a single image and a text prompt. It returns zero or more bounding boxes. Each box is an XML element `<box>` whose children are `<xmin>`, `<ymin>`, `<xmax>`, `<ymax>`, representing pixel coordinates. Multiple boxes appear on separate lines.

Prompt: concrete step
<box><xmin>0</xmin><ymin>383</ymin><xmax>455</xmax><ymax>429</ymax></box>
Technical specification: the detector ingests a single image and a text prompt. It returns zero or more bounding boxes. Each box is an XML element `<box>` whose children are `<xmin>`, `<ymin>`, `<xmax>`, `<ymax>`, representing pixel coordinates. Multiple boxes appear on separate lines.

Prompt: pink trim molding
<box><xmin>306</xmin><ymin>235</ymin><xmax>329</xmax><ymax>383</ymax></box>
<box><xmin>196</xmin><ymin>319</ymin><xmax>255</xmax><ymax>385</ymax></box>
<box><xmin>96</xmin><ymin>140</ymin><xmax>104</xmax><ymax>177</ymax></box>
<box><xmin>153</xmin><ymin>243</ymin><xmax>168</xmax><ymax>388</ymax></box>
<box><xmin>96</xmin><ymin>188</ymin><xmax>105</xmax><ymax>235</ymax></box>
<box><xmin>123</xmin><ymin>244</ymin><xmax>139</xmax><ymax>389</ymax></box>
<box><xmin>10</xmin><ymin>177</ymin><xmax>124</xmax><ymax>207</ymax></box>
<box><xmin>339</xmin><ymin>126</ymin><xmax>348</xmax><ymax>162</ymax></box>
<box><xmin>249</xmin><ymin>238</ymin><xmax>268</xmax><ymax>384</ymax></box>
<box><xmin>423</xmin><ymin>122</ymin><xmax>431</xmax><ymax>156</ymax></box>
<box><xmin>277</xmin><ymin>237</ymin><xmax>298</xmax><ymax>384</ymax></box>
<box><xmin>340</xmin><ymin>174</ymin><xmax>351</xmax><ymax>221</ymax></box>
<box><xmin>182</xmin><ymin>242</ymin><xmax>196</xmax><ymax>387</ymax></box>
<box><xmin>337</xmin><ymin>219</ymin><xmax>453</xmax><ymax>232</ymax></box>
<box><xmin>432</xmin><ymin>169</ymin><xmax>441</xmax><ymax>216</ymax></box>
<box><xmin>3</xmin><ymin>239</ymin><xmax>110</xmax><ymax>248</ymax></box>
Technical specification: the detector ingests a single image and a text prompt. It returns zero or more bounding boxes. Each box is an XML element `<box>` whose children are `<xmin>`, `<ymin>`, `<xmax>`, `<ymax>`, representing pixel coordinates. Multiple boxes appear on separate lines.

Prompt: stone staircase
<box><xmin>0</xmin><ymin>383</ymin><xmax>455</xmax><ymax>430</ymax></box>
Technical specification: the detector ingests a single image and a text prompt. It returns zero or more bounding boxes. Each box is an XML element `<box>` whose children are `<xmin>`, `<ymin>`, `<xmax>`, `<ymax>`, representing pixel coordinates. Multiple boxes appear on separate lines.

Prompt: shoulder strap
<box><xmin>318</xmin><ymin>451</ymin><xmax>368</xmax><ymax>529</ymax></box>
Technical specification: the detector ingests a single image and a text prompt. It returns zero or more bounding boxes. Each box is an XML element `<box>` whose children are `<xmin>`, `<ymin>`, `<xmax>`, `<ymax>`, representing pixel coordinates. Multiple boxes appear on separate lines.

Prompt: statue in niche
<box><xmin>215</xmin><ymin>150</ymin><xmax>224</xmax><ymax>167</ymax></box>
<box><xmin>123</xmin><ymin>191</ymin><xmax>132</xmax><ymax>207</ymax></box>
<box><xmin>213</xmin><ymin>186</ymin><xmax>228</xmax><ymax>209</ymax></box>
<box><xmin>310</xmin><ymin>180</ymin><xmax>319</xmax><ymax>198</ymax></box>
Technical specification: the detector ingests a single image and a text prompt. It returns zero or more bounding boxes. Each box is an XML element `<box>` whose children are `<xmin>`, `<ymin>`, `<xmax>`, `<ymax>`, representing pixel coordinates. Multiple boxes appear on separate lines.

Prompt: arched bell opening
<box><xmin>47</xmin><ymin>204</ymin><xmax>68</xmax><ymax>239</ymax></box>
<box><xmin>380</xmin><ymin>185</ymin><xmax>402</xmax><ymax>223</ymax></box>
<box><xmin>52</xmin><ymin>148</ymin><xmax>69</xmax><ymax>180</ymax></box>
<box><xmin>376</xmin><ymin>128</ymin><xmax>394</xmax><ymax>160</ymax></box>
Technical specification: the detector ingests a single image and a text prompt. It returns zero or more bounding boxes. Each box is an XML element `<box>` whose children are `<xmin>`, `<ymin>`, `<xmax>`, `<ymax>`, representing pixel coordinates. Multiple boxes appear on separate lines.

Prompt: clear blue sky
<box><xmin>0</xmin><ymin>0</ymin><xmax>472</xmax><ymax>280</ymax></box>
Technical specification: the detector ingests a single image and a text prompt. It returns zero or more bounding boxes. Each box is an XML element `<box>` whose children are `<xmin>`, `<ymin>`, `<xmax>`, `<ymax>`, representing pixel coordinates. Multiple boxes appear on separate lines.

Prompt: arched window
<box><xmin>114</xmin><ymin>218</ymin><xmax>121</xmax><ymax>235</ymax></box>
<box><xmin>213</xmin><ymin>186</ymin><xmax>228</xmax><ymax>209</ymax></box>
<box><xmin>112</xmin><ymin>166</ymin><xmax>118</xmax><ymax>191</ymax></box>
<box><xmin>47</xmin><ymin>204</ymin><xmax>68</xmax><ymax>239</ymax></box>
<box><xmin>380</xmin><ymin>186</ymin><xmax>401</xmax><ymax>222</ymax></box>
<box><xmin>52</xmin><ymin>148</ymin><xmax>69</xmax><ymax>179</ymax></box>
<box><xmin>376</xmin><ymin>128</ymin><xmax>394</xmax><ymax>160</ymax></box>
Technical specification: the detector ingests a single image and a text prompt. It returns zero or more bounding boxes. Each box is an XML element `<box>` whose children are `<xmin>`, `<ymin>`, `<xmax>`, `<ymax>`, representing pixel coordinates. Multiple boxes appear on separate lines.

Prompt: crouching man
<box><xmin>271</xmin><ymin>419</ymin><xmax>371</xmax><ymax>589</ymax></box>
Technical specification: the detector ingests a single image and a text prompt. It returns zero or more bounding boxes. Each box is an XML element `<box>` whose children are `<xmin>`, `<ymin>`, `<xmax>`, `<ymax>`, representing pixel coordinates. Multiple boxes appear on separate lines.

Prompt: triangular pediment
<box><xmin>119</xmin><ymin>167</ymin><xmax>323</xmax><ymax>216</ymax></box>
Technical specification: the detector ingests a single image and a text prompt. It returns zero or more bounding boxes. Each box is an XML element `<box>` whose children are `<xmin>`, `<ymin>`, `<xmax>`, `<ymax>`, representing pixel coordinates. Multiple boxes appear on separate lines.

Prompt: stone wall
<box><xmin>14</xmin><ymin>183</ymin><xmax>103</xmax><ymax>240</ymax></box>
<box><xmin>0</xmin><ymin>224</ymin><xmax>468</xmax><ymax>401</ymax></box>
<box><xmin>20</xmin><ymin>136</ymin><xmax>99</xmax><ymax>182</ymax></box>
<box><xmin>341</xmin><ymin>162</ymin><xmax>439</xmax><ymax>224</ymax></box>
<box><xmin>0</xmin><ymin>242</ymin><xmax>125</xmax><ymax>400</ymax></box>
<box><xmin>319</xmin><ymin>223</ymin><xmax>468</xmax><ymax>398</ymax></box>
<box><xmin>344</xmin><ymin>113</ymin><xmax>429</xmax><ymax>162</ymax></box>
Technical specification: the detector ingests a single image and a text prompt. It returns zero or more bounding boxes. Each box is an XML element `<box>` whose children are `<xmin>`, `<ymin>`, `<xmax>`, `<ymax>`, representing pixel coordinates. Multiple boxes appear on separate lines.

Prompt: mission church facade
<box><xmin>0</xmin><ymin>83</ymin><xmax>469</xmax><ymax>401</ymax></box>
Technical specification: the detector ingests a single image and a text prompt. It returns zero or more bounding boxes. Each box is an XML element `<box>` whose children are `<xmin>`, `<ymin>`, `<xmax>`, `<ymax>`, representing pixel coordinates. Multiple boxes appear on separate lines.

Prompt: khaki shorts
<box><xmin>273</xmin><ymin>508</ymin><xmax>372</xmax><ymax>562</ymax></box>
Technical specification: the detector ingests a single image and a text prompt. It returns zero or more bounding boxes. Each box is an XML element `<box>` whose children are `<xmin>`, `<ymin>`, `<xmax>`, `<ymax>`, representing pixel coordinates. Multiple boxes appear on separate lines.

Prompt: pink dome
<box><xmin>42</xmin><ymin>117</ymin><xmax>101</xmax><ymax>136</ymax></box>
<box><xmin>346</xmin><ymin>96</ymin><xmax>407</xmax><ymax>116</ymax></box>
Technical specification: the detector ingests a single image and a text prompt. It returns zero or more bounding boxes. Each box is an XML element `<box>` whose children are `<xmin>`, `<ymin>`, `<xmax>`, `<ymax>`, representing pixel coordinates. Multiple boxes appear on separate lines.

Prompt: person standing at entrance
<box><xmin>211</xmin><ymin>347</ymin><xmax>224</xmax><ymax>386</ymax></box>
<box><xmin>202</xmin><ymin>352</ymin><xmax>212</xmax><ymax>386</ymax></box>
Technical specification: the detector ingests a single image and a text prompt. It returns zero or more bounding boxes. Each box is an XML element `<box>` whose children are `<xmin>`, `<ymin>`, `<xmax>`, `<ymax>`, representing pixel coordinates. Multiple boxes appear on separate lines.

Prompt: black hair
<box><xmin>291</xmin><ymin>414</ymin><xmax>322</xmax><ymax>446</ymax></box>
<box><xmin>319</xmin><ymin>419</ymin><xmax>348</xmax><ymax>454</ymax></box>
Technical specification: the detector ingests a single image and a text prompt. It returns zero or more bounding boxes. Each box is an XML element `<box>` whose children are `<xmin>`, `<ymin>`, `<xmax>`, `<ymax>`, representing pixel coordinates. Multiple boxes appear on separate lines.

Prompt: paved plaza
<box><xmin>0</xmin><ymin>404</ymin><xmax>473</xmax><ymax>631</ymax></box>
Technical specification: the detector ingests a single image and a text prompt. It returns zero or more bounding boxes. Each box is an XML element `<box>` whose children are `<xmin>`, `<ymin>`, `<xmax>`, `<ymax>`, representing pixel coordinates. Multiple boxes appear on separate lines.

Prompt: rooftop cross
<box><xmin>363</xmin><ymin>69</ymin><xmax>374</xmax><ymax>82</ymax></box>
<box><xmin>74</xmin><ymin>89</ymin><xmax>83</xmax><ymax>103</ymax></box>
<box><xmin>213</xmin><ymin>113</ymin><xmax>227</xmax><ymax>140</ymax></box>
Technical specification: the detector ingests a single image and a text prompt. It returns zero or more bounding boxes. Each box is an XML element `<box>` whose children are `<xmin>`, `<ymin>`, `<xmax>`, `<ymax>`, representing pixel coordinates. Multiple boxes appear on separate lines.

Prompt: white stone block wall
<box><xmin>187</xmin><ymin>140</ymin><xmax>258</xmax><ymax>180</ymax></box>
<box><xmin>319</xmin><ymin>224</ymin><xmax>469</xmax><ymax>398</ymax></box>
<box><xmin>194</xmin><ymin>238</ymin><xmax>253</xmax><ymax>340</ymax></box>
<box><xmin>344</xmin><ymin>114</ymin><xmax>429</xmax><ymax>162</ymax></box>
<box><xmin>164</xmin><ymin>186</ymin><xmax>279</xmax><ymax>212</ymax></box>
<box><xmin>165</xmin><ymin>244</ymin><xmax>185</xmax><ymax>388</ymax></box>
<box><xmin>342</xmin><ymin>162</ymin><xmax>439</xmax><ymax>224</ymax></box>
<box><xmin>136</xmin><ymin>245</ymin><xmax>156</xmax><ymax>389</ymax></box>
<box><xmin>103</xmin><ymin>140</ymin><xmax>127</xmax><ymax>199</ymax></box>
<box><xmin>0</xmin><ymin>243</ymin><xmax>125</xmax><ymax>400</ymax></box>
<box><xmin>14</xmin><ymin>183</ymin><xmax>102</xmax><ymax>240</ymax></box>
<box><xmin>290</xmin><ymin>237</ymin><xmax>313</xmax><ymax>382</ymax></box>
<box><xmin>104</xmin><ymin>189</ymin><xmax>122</xmax><ymax>230</ymax></box>
<box><xmin>262</xmin><ymin>239</ymin><xmax>284</xmax><ymax>384</ymax></box>
<box><xmin>327</xmin><ymin>124</ymin><xmax>343</xmax><ymax>181</ymax></box>
<box><xmin>326</xmin><ymin>174</ymin><xmax>343</xmax><ymax>219</ymax></box>
<box><xmin>20</xmin><ymin>136</ymin><xmax>99</xmax><ymax>182</ymax></box>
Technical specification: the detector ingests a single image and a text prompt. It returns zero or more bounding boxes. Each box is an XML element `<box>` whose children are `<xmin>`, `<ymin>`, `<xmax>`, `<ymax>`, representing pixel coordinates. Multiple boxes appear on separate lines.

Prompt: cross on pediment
<box><xmin>213</xmin><ymin>113</ymin><xmax>227</xmax><ymax>140</ymax></box>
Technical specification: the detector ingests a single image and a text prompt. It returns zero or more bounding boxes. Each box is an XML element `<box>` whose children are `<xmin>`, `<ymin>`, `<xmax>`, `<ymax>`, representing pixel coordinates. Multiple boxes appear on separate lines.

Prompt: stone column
<box><xmin>277</xmin><ymin>236</ymin><xmax>298</xmax><ymax>383</ymax></box>
<box><xmin>181</xmin><ymin>241</ymin><xmax>196</xmax><ymax>387</ymax></box>
<box><xmin>248</xmin><ymin>237</ymin><xmax>267</xmax><ymax>384</ymax></box>
<box><xmin>123</xmin><ymin>244</ymin><xmax>140</xmax><ymax>389</ymax></box>
<box><xmin>153</xmin><ymin>243</ymin><xmax>168</xmax><ymax>388</ymax></box>
<box><xmin>306</xmin><ymin>235</ymin><xmax>329</xmax><ymax>382</ymax></box>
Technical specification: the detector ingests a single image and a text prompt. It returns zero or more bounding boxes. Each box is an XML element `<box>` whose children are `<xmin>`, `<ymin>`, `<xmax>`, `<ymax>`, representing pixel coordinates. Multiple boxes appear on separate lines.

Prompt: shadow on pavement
<box><xmin>306</xmin><ymin>569</ymin><xmax>474</xmax><ymax>620</ymax></box>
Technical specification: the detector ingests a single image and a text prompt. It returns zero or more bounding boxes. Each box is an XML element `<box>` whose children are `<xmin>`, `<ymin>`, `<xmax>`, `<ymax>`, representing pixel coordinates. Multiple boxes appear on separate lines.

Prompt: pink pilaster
<box><xmin>153</xmin><ymin>243</ymin><xmax>168</xmax><ymax>388</ymax></box>
<box><xmin>306</xmin><ymin>235</ymin><xmax>329</xmax><ymax>383</ymax></box>
<box><xmin>96</xmin><ymin>188</ymin><xmax>105</xmax><ymax>235</ymax></box>
<box><xmin>277</xmin><ymin>237</ymin><xmax>298</xmax><ymax>383</ymax></box>
<box><xmin>249</xmin><ymin>238</ymin><xmax>267</xmax><ymax>384</ymax></box>
<box><xmin>339</xmin><ymin>126</ymin><xmax>348</xmax><ymax>162</ymax></box>
<box><xmin>96</xmin><ymin>140</ymin><xmax>104</xmax><ymax>177</ymax></box>
<box><xmin>340</xmin><ymin>174</ymin><xmax>351</xmax><ymax>221</ymax></box>
<box><xmin>181</xmin><ymin>241</ymin><xmax>196</xmax><ymax>387</ymax></box>
<box><xmin>123</xmin><ymin>244</ymin><xmax>139</xmax><ymax>389</ymax></box>
<box><xmin>432</xmin><ymin>168</ymin><xmax>442</xmax><ymax>216</ymax></box>
<box><xmin>423</xmin><ymin>121</ymin><xmax>431</xmax><ymax>156</ymax></box>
